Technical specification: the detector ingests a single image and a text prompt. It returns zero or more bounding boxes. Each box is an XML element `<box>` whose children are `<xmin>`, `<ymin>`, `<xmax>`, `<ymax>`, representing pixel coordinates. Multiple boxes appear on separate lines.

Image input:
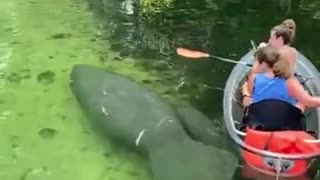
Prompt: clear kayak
<box><xmin>223</xmin><ymin>49</ymin><xmax>320</xmax><ymax>179</ymax></box>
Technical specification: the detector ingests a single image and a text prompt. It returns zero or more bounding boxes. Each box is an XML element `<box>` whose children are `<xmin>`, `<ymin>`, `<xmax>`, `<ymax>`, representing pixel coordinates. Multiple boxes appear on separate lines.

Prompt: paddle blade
<box><xmin>176</xmin><ymin>48</ymin><xmax>210</xmax><ymax>59</ymax></box>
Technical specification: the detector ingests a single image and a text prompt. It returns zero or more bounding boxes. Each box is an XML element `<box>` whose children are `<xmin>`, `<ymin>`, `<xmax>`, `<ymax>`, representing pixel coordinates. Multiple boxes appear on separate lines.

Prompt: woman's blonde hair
<box><xmin>273</xmin><ymin>53</ymin><xmax>292</xmax><ymax>79</ymax></box>
<box><xmin>255</xmin><ymin>46</ymin><xmax>292</xmax><ymax>79</ymax></box>
<box><xmin>271</xmin><ymin>19</ymin><xmax>296</xmax><ymax>45</ymax></box>
<box><xmin>282</xmin><ymin>19</ymin><xmax>296</xmax><ymax>41</ymax></box>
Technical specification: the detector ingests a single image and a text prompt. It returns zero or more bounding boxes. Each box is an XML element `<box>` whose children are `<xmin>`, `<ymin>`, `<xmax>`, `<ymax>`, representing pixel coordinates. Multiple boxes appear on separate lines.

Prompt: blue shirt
<box><xmin>252</xmin><ymin>73</ymin><xmax>297</xmax><ymax>106</ymax></box>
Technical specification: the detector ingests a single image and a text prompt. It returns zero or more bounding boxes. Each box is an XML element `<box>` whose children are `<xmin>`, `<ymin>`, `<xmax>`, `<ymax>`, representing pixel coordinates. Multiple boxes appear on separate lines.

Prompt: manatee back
<box><xmin>70</xmin><ymin>64</ymin><xmax>186</xmax><ymax>149</ymax></box>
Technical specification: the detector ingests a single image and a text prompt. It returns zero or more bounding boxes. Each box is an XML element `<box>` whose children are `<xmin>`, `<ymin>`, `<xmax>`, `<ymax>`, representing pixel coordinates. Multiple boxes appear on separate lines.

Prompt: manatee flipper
<box><xmin>176</xmin><ymin>105</ymin><xmax>228</xmax><ymax>149</ymax></box>
<box><xmin>70</xmin><ymin>64</ymin><xmax>238</xmax><ymax>180</ymax></box>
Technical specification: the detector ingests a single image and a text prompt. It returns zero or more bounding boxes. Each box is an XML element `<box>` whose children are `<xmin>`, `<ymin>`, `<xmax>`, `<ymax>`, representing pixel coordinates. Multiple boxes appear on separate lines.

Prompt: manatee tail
<box><xmin>146</xmin><ymin>139</ymin><xmax>238</xmax><ymax>180</ymax></box>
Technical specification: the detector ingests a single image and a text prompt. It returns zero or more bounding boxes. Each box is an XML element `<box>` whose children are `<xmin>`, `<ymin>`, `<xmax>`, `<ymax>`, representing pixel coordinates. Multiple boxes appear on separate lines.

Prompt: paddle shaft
<box><xmin>209</xmin><ymin>55</ymin><xmax>253</xmax><ymax>67</ymax></box>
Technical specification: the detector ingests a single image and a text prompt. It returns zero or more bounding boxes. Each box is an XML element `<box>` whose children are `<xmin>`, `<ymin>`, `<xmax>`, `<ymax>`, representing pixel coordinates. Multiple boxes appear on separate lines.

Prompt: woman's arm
<box><xmin>241</xmin><ymin>56</ymin><xmax>260</xmax><ymax>96</ymax></box>
<box><xmin>287</xmin><ymin>77</ymin><xmax>320</xmax><ymax>107</ymax></box>
<box><xmin>247</xmin><ymin>73</ymin><xmax>256</xmax><ymax>95</ymax></box>
<box><xmin>242</xmin><ymin>81</ymin><xmax>252</xmax><ymax>107</ymax></box>
<box><xmin>242</xmin><ymin>81</ymin><xmax>250</xmax><ymax>96</ymax></box>
<box><xmin>242</xmin><ymin>74</ymin><xmax>256</xmax><ymax>107</ymax></box>
<box><xmin>241</xmin><ymin>54</ymin><xmax>261</xmax><ymax>107</ymax></box>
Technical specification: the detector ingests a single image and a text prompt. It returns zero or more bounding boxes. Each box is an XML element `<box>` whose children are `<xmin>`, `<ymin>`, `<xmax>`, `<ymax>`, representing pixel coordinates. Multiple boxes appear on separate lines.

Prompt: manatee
<box><xmin>69</xmin><ymin>64</ymin><xmax>238</xmax><ymax>180</ymax></box>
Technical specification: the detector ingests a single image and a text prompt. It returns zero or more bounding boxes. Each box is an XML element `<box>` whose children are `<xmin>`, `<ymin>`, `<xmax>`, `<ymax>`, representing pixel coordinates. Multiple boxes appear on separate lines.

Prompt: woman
<box><xmin>268</xmin><ymin>19</ymin><xmax>297</xmax><ymax>72</ymax></box>
<box><xmin>243</xmin><ymin>46</ymin><xmax>320</xmax><ymax>131</ymax></box>
<box><xmin>242</xmin><ymin>19</ymin><xmax>297</xmax><ymax>106</ymax></box>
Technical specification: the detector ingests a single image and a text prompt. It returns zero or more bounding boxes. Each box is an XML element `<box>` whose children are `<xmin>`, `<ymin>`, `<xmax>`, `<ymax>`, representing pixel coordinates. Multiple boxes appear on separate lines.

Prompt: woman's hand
<box><xmin>242</xmin><ymin>96</ymin><xmax>252</xmax><ymax>107</ymax></box>
<box><xmin>258</xmin><ymin>42</ymin><xmax>267</xmax><ymax>49</ymax></box>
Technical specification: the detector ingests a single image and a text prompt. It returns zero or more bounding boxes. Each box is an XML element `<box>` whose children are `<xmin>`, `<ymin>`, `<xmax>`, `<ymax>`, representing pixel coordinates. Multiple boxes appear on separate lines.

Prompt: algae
<box><xmin>0</xmin><ymin>0</ymin><xmax>153</xmax><ymax>180</ymax></box>
<box><xmin>0</xmin><ymin>0</ymin><xmax>212</xmax><ymax>179</ymax></box>
<box><xmin>140</xmin><ymin>0</ymin><xmax>175</xmax><ymax>15</ymax></box>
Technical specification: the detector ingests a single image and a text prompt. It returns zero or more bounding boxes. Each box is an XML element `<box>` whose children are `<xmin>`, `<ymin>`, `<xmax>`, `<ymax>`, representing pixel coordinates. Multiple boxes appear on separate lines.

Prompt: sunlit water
<box><xmin>2</xmin><ymin>0</ymin><xmax>320</xmax><ymax>179</ymax></box>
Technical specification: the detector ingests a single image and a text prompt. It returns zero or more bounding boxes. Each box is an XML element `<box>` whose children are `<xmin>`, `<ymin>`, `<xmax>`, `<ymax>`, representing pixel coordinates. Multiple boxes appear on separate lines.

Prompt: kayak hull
<box><xmin>242</xmin><ymin>128</ymin><xmax>318</xmax><ymax>178</ymax></box>
<box><xmin>223</xmin><ymin>49</ymin><xmax>320</xmax><ymax>179</ymax></box>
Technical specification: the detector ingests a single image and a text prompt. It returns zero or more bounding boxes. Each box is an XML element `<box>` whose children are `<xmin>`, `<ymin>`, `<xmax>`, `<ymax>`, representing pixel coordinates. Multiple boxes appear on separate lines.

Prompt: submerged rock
<box><xmin>113</xmin><ymin>56</ymin><xmax>122</xmax><ymax>61</ymax></box>
<box><xmin>141</xmin><ymin>79</ymin><xmax>152</xmax><ymax>84</ymax></box>
<box><xmin>6</xmin><ymin>69</ymin><xmax>31</xmax><ymax>83</ymax></box>
<box><xmin>37</xmin><ymin>71</ymin><xmax>55</xmax><ymax>85</ymax></box>
<box><xmin>10</xmin><ymin>136</ymin><xmax>20</xmax><ymax>148</ymax></box>
<box><xmin>7</xmin><ymin>73</ymin><xmax>20</xmax><ymax>83</ymax></box>
<box><xmin>49</xmin><ymin>33</ymin><xmax>72</xmax><ymax>39</ymax></box>
<box><xmin>38</xmin><ymin>128</ymin><xmax>58</xmax><ymax>139</ymax></box>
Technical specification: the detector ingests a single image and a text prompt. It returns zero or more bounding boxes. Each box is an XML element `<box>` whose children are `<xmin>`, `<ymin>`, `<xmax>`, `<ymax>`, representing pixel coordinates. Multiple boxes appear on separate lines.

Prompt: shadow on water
<box><xmin>84</xmin><ymin>0</ymin><xmax>320</xmax><ymax>179</ymax></box>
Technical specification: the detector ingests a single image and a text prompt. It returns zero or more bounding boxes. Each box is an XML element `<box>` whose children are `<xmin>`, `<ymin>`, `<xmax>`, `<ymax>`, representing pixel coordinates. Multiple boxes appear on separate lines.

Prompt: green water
<box><xmin>2</xmin><ymin>0</ymin><xmax>320</xmax><ymax>179</ymax></box>
<box><xmin>0</xmin><ymin>0</ymin><xmax>153</xmax><ymax>179</ymax></box>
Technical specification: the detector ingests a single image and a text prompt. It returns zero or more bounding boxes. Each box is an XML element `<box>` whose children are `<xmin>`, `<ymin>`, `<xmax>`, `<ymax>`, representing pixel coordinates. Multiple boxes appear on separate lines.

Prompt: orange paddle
<box><xmin>176</xmin><ymin>48</ymin><xmax>252</xmax><ymax>67</ymax></box>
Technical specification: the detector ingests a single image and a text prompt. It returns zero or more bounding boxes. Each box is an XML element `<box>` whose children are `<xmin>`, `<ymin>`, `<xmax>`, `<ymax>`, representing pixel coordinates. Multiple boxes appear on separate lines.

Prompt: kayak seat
<box><xmin>241</xmin><ymin>99</ymin><xmax>306</xmax><ymax>131</ymax></box>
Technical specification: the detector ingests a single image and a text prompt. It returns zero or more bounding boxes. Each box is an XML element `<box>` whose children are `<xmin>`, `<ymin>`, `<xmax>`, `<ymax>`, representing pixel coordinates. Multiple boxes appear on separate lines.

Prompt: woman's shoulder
<box><xmin>279</xmin><ymin>46</ymin><xmax>297</xmax><ymax>54</ymax></box>
<box><xmin>285</xmin><ymin>76</ymin><xmax>300</xmax><ymax>86</ymax></box>
<box><xmin>279</xmin><ymin>46</ymin><xmax>297</xmax><ymax>61</ymax></box>
<box><xmin>288</xmin><ymin>46</ymin><xmax>297</xmax><ymax>53</ymax></box>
